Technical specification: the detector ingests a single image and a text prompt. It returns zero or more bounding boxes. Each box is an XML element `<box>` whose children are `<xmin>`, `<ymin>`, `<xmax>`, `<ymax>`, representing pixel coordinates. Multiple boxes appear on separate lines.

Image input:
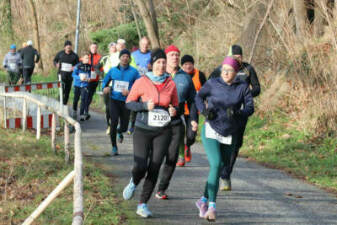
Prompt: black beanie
<box><xmin>150</xmin><ymin>48</ymin><xmax>166</xmax><ymax>65</ymax></box>
<box><xmin>231</xmin><ymin>45</ymin><xmax>243</xmax><ymax>55</ymax></box>
<box><xmin>181</xmin><ymin>54</ymin><xmax>194</xmax><ymax>65</ymax></box>
<box><xmin>119</xmin><ymin>48</ymin><xmax>131</xmax><ymax>58</ymax></box>
<box><xmin>64</xmin><ymin>40</ymin><xmax>72</xmax><ymax>47</ymax></box>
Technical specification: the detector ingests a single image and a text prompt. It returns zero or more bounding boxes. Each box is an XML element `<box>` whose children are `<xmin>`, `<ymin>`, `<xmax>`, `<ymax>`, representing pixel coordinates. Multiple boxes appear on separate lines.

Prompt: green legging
<box><xmin>201</xmin><ymin>124</ymin><xmax>236</xmax><ymax>202</ymax></box>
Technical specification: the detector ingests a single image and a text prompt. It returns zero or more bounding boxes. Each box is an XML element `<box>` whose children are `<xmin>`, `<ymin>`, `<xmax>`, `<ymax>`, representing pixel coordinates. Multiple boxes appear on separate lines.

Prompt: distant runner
<box><xmin>3</xmin><ymin>44</ymin><xmax>22</xmax><ymax>85</ymax></box>
<box><xmin>20</xmin><ymin>40</ymin><xmax>40</xmax><ymax>84</ymax></box>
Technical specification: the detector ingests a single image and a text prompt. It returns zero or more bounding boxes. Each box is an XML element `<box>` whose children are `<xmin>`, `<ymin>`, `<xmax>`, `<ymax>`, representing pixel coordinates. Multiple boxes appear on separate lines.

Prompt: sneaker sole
<box><xmin>195</xmin><ymin>202</ymin><xmax>206</xmax><ymax>218</ymax></box>
<box><xmin>136</xmin><ymin>211</ymin><xmax>152</xmax><ymax>218</ymax></box>
<box><xmin>155</xmin><ymin>193</ymin><xmax>168</xmax><ymax>200</ymax></box>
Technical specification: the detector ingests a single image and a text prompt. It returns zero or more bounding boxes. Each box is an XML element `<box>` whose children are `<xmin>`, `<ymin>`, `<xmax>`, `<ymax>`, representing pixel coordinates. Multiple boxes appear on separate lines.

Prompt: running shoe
<box><xmin>112</xmin><ymin>146</ymin><xmax>118</xmax><ymax>156</ymax></box>
<box><xmin>220</xmin><ymin>178</ymin><xmax>231</xmax><ymax>191</ymax></box>
<box><xmin>204</xmin><ymin>207</ymin><xmax>216</xmax><ymax>222</ymax></box>
<box><xmin>136</xmin><ymin>203</ymin><xmax>152</xmax><ymax>218</ymax></box>
<box><xmin>127</xmin><ymin>127</ymin><xmax>134</xmax><ymax>135</ymax></box>
<box><xmin>123</xmin><ymin>178</ymin><xmax>136</xmax><ymax>200</ymax></box>
<box><xmin>155</xmin><ymin>191</ymin><xmax>168</xmax><ymax>200</ymax></box>
<box><xmin>106</xmin><ymin>126</ymin><xmax>110</xmax><ymax>135</ymax></box>
<box><xmin>80</xmin><ymin>115</ymin><xmax>85</xmax><ymax>121</ymax></box>
<box><xmin>176</xmin><ymin>157</ymin><xmax>185</xmax><ymax>167</ymax></box>
<box><xmin>195</xmin><ymin>198</ymin><xmax>208</xmax><ymax>218</ymax></box>
<box><xmin>184</xmin><ymin>145</ymin><xmax>192</xmax><ymax>162</ymax></box>
<box><xmin>85</xmin><ymin>113</ymin><xmax>91</xmax><ymax>120</ymax></box>
<box><xmin>117</xmin><ymin>133</ymin><xmax>124</xmax><ymax>143</ymax></box>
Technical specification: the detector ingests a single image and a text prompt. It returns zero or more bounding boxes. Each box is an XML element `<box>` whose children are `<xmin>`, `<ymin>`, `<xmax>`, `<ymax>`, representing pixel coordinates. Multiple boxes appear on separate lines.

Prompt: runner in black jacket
<box><xmin>53</xmin><ymin>40</ymin><xmax>79</xmax><ymax>105</ymax></box>
<box><xmin>20</xmin><ymin>40</ymin><xmax>40</xmax><ymax>84</ymax></box>
<box><xmin>209</xmin><ymin>45</ymin><xmax>260</xmax><ymax>191</ymax></box>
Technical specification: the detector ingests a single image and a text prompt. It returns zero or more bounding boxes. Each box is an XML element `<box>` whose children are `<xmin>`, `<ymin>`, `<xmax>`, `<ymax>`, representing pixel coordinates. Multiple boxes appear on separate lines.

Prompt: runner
<box><xmin>53</xmin><ymin>40</ymin><xmax>79</xmax><ymax>105</ymax></box>
<box><xmin>17</xmin><ymin>42</ymin><xmax>28</xmax><ymax>80</ymax></box>
<box><xmin>102</xmin><ymin>49</ymin><xmax>140</xmax><ymax>155</ymax></box>
<box><xmin>2</xmin><ymin>44</ymin><xmax>22</xmax><ymax>85</ymax></box>
<box><xmin>87</xmin><ymin>43</ymin><xmax>102</xmax><ymax>117</ymax></box>
<box><xmin>209</xmin><ymin>44</ymin><xmax>260</xmax><ymax>191</ymax></box>
<box><xmin>72</xmin><ymin>52</ymin><xmax>91</xmax><ymax>121</ymax></box>
<box><xmin>127</xmin><ymin>37</ymin><xmax>152</xmax><ymax>135</ymax></box>
<box><xmin>122</xmin><ymin>48</ymin><xmax>179</xmax><ymax>218</ymax></box>
<box><xmin>155</xmin><ymin>45</ymin><xmax>198</xmax><ymax>199</ymax></box>
<box><xmin>181</xmin><ymin>54</ymin><xmax>207</xmax><ymax>163</ymax></box>
<box><xmin>20</xmin><ymin>40</ymin><xmax>40</xmax><ymax>84</ymax></box>
<box><xmin>194</xmin><ymin>56</ymin><xmax>254</xmax><ymax>221</ymax></box>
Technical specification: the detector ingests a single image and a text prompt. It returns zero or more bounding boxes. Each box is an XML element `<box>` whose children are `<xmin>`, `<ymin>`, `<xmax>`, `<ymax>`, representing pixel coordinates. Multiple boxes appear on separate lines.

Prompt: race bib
<box><xmin>113</xmin><ymin>80</ymin><xmax>129</xmax><ymax>92</ymax></box>
<box><xmin>9</xmin><ymin>63</ymin><xmax>17</xmax><ymax>70</ymax></box>
<box><xmin>61</xmin><ymin>63</ymin><xmax>73</xmax><ymax>72</ymax></box>
<box><xmin>205</xmin><ymin>122</ymin><xmax>232</xmax><ymax>145</ymax></box>
<box><xmin>79</xmin><ymin>73</ymin><xmax>87</xmax><ymax>80</ymax></box>
<box><xmin>148</xmin><ymin>109</ymin><xmax>171</xmax><ymax>127</ymax></box>
<box><xmin>90</xmin><ymin>71</ymin><xmax>97</xmax><ymax>80</ymax></box>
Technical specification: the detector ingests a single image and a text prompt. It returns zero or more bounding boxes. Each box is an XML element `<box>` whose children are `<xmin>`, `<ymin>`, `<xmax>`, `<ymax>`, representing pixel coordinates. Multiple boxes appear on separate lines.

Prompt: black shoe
<box><xmin>85</xmin><ymin>114</ymin><xmax>91</xmax><ymax>120</ymax></box>
<box><xmin>80</xmin><ymin>115</ymin><xmax>85</xmax><ymax>121</ymax></box>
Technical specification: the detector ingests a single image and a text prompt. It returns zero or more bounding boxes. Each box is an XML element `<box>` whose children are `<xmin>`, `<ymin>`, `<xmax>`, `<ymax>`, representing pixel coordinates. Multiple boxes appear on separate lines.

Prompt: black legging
<box><xmin>184</xmin><ymin>115</ymin><xmax>197</xmax><ymax>147</ymax></box>
<box><xmin>23</xmin><ymin>67</ymin><xmax>34</xmax><ymax>84</ymax></box>
<box><xmin>220</xmin><ymin>123</ymin><xmax>247</xmax><ymax>180</ymax></box>
<box><xmin>158</xmin><ymin>123</ymin><xmax>185</xmax><ymax>192</ymax></box>
<box><xmin>109</xmin><ymin>98</ymin><xmax>130</xmax><ymax>147</ymax></box>
<box><xmin>73</xmin><ymin>86</ymin><xmax>89</xmax><ymax>115</ymax></box>
<box><xmin>87</xmin><ymin>81</ymin><xmax>99</xmax><ymax>113</ymax></box>
<box><xmin>132</xmin><ymin>126</ymin><xmax>172</xmax><ymax>203</ymax></box>
<box><xmin>104</xmin><ymin>92</ymin><xmax>110</xmax><ymax>126</ymax></box>
<box><xmin>62</xmin><ymin>78</ymin><xmax>73</xmax><ymax>105</ymax></box>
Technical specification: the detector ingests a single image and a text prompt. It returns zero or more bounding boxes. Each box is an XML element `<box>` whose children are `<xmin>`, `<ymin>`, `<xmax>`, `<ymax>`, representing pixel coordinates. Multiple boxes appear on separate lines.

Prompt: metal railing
<box><xmin>0</xmin><ymin>92</ymin><xmax>83</xmax><ymax>225</ymax></box>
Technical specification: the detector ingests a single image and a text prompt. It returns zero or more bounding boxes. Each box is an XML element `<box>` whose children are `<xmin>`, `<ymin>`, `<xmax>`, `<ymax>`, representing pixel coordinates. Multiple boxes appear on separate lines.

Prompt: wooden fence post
<box><xmin>22</xmin><ymin>98</ymin><xmax>27</xmax><ymax>132</ymax></box>
<box><xmin>36</xmin><ymin>105</ymin><xmax>41</xmax><ymax>140</ymax></box>
<box><xmin>64</xmin><ymin>121</ymin><xmax>70</xmax><ymax>163</ymax></box>
<box><xmin>51</xmin><ymin>113</ymin><xmax>56</xmax><ymax>152</ymax></box>
<box><xmin>3</xmin><ymin>96</ymin><xmax>7</xmax><ymax>128</ymax></box>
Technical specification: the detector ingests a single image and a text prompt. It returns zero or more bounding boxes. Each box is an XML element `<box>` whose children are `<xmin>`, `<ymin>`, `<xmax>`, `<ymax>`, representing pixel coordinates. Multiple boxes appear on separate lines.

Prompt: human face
<box><xmin>233</xmin><ymin>54</ymin><xmax>242</xmax><ymax>64</ymax></box>
<box><xmin>117</xmin><ymin>43</ymin><xmax>126</xmax><ymax>52</ymax></box>
<box><xmin>82</xmin><ymin>54</ymin><xmax>89</xmax><ymax>64</ymax></box>
<box><xmin>10</xmin><ymin>49</ymin><xmax>16</xmax><ymax>53</ymax></box>
<box><xmin>166</xmin><ymin>51</ymin><xmax>180</xmax><ymax>69</ymax></box>
<box><xmin>120</xmin><ymin>54</ymin><xmax>130</xmax><ymax>66</ymax></box>
<box><xmin>109</xmin><ymin>45</ymin><xmax>117</xmax><ymax>54</ymax></box>
<box><xmin>152</xmin><ymin>58</ymin><xmax>166</xmax><ymax>76</ymax></box>
<box><xmin>139</xmin><ymin>38</ymin><xmax>150</xmax><ymax>53</ymax></box>
<box><xmin>182</xmin><ymin>62</ymin><xmax>194</xmax><ymax>74</ymax></box>
<box><xmin>90</xmin><ymin>44</ymin><xmax>98</xmax><ymax>54</ymax></box>
<box><xmin>64</xmin><ymin>45</ymin><xmax>72</xmax><ymax>53</ymax></box>
<box><xmin>221</xmin><ymin>64</ymin><xmax>237</xmax><ymax>84</ymax></box>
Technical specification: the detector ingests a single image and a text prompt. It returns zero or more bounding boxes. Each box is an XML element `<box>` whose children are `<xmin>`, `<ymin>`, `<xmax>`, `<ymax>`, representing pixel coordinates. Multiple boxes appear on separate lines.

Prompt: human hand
<box><xmin>103</xmin><ymin>87</ymin><xmax>110</xmax><ymax>94</ymax></box>
<box><xmin>191</xmin><ymin>120</ymin><xmax>198</xmax><ymax>131</ymax></box>
<box><xmin>147</xmin><ymin>99</ymin><xmax>155</xmax><ymax>111</ymax></box>
<box><xmin>122</xmin><ymin>89</ymin><xmax>129</xmax><ymax>96</ymax></box>
<box><xmin>169</xmin><ymin>104</ymin><xmax>176</xmax><ymax>117</ymax></box>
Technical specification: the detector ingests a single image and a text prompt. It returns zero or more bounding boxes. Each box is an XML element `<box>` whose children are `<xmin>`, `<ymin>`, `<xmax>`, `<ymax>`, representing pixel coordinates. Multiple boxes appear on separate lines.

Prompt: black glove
<box><xmin>202</xmin><ymin>108</ymin><xmax>217</xmax><ymax>121</ymax></box>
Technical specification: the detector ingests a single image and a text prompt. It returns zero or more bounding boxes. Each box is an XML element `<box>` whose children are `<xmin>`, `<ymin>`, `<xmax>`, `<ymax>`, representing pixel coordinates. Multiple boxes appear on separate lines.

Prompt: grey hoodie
<box><xmin>3</xmin><ymin>52</ymin><xmax>22</xmax><ymax>73</ymax></box>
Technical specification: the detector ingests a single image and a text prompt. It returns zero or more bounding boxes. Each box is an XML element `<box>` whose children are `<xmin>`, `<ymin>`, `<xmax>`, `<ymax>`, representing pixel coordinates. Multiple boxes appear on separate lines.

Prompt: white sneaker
<box><xmin>123</xmin><ymin>178</ymin><xmax>136</xmax><ymax>200</ymax></box>
<box><xmin>136</xmin><ymin>203</ymin><xmax>152</xmax><ymax>218</ymax></box>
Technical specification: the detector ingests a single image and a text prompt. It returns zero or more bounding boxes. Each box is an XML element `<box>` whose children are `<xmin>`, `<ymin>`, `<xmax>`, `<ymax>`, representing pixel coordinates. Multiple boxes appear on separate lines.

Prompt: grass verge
<box><xmin>0</xmin><ymin>128</ymin><xmax>129</xmax><ymax>225</ymax></box>
<box><xmin>240</xmin><ymin>113</ymin><xmax>337</xmax><ymax>192</ymax></box>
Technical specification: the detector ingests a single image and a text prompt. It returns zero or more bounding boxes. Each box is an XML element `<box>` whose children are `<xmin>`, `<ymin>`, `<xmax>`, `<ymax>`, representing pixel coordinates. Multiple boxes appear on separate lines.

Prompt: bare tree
<box><xmin>0</xmin><ymin>0</ymin><xmax>14</xmax><ymax>41</ymax></box>
<box><xmin>130</xmin><ymin>0</ymin><xmax>142</xmax><ymax>40</ymax></box>
<box><xmin>134</xmin><ymin>0</ymin><xmax>160</xmax><ymax>48</ymax></box>
<box><xmin>28</xmin><ymin>0</ymin><xmax>44</xmax><ymax>71</ymax></box>
<box><xmin>293</xmin><ymin>0</ymin><xmax>307</xmax><ymax>38</ymax></box>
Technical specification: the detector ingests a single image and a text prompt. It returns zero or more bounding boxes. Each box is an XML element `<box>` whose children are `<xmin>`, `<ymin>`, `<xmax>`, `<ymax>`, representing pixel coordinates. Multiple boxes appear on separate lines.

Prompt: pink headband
<box><xmin>222</xmin><ymin>57</ymin><xmax>239</xmax><ymax>72</ymax></box>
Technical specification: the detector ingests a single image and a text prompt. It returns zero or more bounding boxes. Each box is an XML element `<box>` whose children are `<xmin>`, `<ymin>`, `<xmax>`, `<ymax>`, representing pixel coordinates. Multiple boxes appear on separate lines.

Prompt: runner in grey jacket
<box><xmin>3</xmin><ymin>44</ymin><xmax>22</xmax><ymax>85</ymax></box>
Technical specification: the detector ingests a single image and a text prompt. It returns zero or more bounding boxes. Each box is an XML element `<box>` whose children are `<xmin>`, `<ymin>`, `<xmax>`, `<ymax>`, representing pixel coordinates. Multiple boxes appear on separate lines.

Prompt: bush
<box><xmin>90</xmin><ymin>22</ymin><xmax>146</xmax><ymax>54</ymax></box>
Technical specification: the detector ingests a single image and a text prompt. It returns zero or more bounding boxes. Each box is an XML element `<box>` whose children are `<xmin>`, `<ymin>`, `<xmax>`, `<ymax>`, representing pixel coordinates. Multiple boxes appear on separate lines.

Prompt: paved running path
<box><xmin>80</xmin><ymin>111</ymin><xmax>337</xmax><ymax>225</ymax></box>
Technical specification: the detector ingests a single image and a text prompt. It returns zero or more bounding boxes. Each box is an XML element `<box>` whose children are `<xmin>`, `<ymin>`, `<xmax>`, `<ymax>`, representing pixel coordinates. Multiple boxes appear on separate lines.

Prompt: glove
<box><xmin>202</xmin><ymin>108</ymin><xmax>217</xmax><ymax>121</ymax></box>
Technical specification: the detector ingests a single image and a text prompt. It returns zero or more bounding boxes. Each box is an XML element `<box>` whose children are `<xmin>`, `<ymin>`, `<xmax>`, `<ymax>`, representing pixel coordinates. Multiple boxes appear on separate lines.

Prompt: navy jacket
<box><xmin>72</xmin><ymin>62</ymin><xmax>91</xmax><ymax>88</ymax></box>
<box><xmin>195</xmin><ymin>77</ymin><xmax>254</xmax><ymax>136</ymax></box>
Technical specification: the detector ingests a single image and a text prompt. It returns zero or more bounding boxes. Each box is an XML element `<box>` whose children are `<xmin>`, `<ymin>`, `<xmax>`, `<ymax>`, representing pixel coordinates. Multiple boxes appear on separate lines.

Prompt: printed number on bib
<box><xmin>205</xmin><ymin>122</ymin><xmax>232</xmax><ymax>145</ymax></box>
<box><xmin>61</xmin><ymin>63</ymin><xmax>73</xmax><ymax>72</ymax></box>
<box><xmin>148</xmin><ymin>109</ymin><xmax>171</xmax><ymax>127</ymax></box>
<box><xmin>113</xmin><ymin>80</ymin><xmax>129</xmax><ymax>92</ymax></box>
<box><xmin>79</xmin><ymin>73</ymin><xmax>87</xmax><ymax>80</ymax></box>
<box><xmin>91</xmin><ymin>71</ymin><xmax>97</xmax><ymax>80</ymax></box>
<box><xmin>9</xmin><ymin>63</ymin><xmax>17</xmax><ymax>70</ymax></box>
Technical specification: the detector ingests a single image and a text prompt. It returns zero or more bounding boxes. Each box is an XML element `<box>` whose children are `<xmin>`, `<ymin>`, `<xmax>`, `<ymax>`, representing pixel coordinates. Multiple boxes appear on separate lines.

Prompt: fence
<box><xmin>0</xmin><ymin>91</ymin><xmax>83</xmax><ymax>225</ymax></box>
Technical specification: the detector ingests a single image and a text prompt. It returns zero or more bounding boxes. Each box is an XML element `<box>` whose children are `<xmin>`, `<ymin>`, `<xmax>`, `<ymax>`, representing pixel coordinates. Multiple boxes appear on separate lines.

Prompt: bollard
<box><xmin>3</xmin><ymin>96</ymin><xmax>7</xmax><ymax>128</ymax></box>
<box><xmin>64</xmin><ymin>120</ymin><xmax>70</xmax><ymax>163</ymax></box>
<box><xmin>22</xmin><ymin>98</ymin><xmax>27</xmax><ymax>132</ymax></box>
<box><xmin>51</xmin><ymin>113</ymin><xmax>56</xmax><ymax>152</ymax></box>
<box><xmin>36</xmin><ymin>106</ymin><xmax>41</xmax><ymax>140</ymax></box>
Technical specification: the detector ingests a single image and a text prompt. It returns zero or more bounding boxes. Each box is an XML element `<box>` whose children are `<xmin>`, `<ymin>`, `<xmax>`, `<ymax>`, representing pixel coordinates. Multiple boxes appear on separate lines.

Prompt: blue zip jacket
<box><xmin>195</xmin><ymin>77</ymin><xmax>254</xmax><ymax>136</ymax></box>
<box><xmin>72</xmin><ymin>62</ymin><xmax>91</xmax><ymax>88</ymax></box>
<box><xmin>102</xmin><ymin>64</ymin><xmax>140</xmax><ymax>102</ymax></box>
<box><xmin>131</xmin><ymin>49</ymin><xmax>151</xmax><ymax>70</ymax></box>
<box><xmin>170</xmin><ymin>68</ymin><xmax>197</xmax><ymax>124</ymax></box>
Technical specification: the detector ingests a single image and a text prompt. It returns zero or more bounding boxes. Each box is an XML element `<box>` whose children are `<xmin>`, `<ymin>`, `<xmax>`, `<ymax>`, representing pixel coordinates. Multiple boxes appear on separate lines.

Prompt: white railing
<box><xmin>0</xmin><ymin>92</ymin><xmax>83</xmax><ymax>225</ymax></box>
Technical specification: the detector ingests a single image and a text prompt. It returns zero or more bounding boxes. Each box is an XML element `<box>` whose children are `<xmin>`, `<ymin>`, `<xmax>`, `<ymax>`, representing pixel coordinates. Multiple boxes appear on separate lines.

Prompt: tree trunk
<box><xmin>293</xmin><ymin>0</ymin><xmax>307</xmax><ymax>38</ymax></box>
<box><xmin>1</xmin><ymin>0</ymin><xmax>14</xmax><ymax>41</ymax></box>
<box><xmin>134</xmin><ymin>0</ymin><xmax>160</xmax><ymax>48</ymax></box>
<box><xmin>28</xmin><ymin>0</ymin><xmax>44</xmax><ymax>71</ymax></box>
<box><xmin>130</xmin><ymin>0</ymin><xmax>142</xmax><ymax>40</ymax></box>
<box><xmin>314</xmin><ymin>0</ymin><xmax>325</xmax><ymax>37</ymax></box>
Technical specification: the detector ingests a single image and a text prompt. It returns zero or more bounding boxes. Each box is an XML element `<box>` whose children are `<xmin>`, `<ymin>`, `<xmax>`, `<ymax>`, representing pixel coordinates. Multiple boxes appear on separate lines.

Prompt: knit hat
<box><xmin>119</xmin><ymin>48</ymin><xmax>131</xmax><ymax>58</ymax></box>
<box><xmin>165</xmin><ymin>45</ymin><xmax>180</xmax><ymax>54</ymax></box>
<box><xmin>150</xmin><ymin>48</ymin><xmax>166</xmax><ymax>65</ymax></box>
<box><xmin>222</xmin><ymin>56</ymin><xmax>240</xmax><ymax>72</ymax></box>
<box><xmin>181</xmin><ymin>55</ymin><xmax>194</xmax><ymax>65</ymax></box>
<box><xmin>64</xmin><ymin>40</ymin><xmax>72</xmax><ymax>47</ymax></box>
<box><xmin>228</xmin><ymin>45</ymin><xmax>243</xmax><ymax>56</ymax></box>
<box><xmin>10</xmin><ymin>44</ymin><xmax>16</xmax><ymax>50</ymax></box>
<box><xmin>117</xmin><ymin>39</ymin><xmax>126</xmax><ymax>44</ymax></box>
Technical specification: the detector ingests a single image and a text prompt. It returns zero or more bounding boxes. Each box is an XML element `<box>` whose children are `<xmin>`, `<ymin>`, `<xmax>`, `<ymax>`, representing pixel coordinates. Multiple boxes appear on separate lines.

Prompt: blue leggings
<box><xmin>201</xmin><ymin>124</ymin><xmax>236</xmax><ymax>202</ymax></box>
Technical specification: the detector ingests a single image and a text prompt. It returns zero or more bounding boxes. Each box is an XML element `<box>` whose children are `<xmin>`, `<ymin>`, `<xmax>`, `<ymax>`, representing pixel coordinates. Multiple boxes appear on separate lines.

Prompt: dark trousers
<box><xmin>132</xmin><ymin>126</ymin><xmax>172</xmax><ymax>203</ymax></box>
<box><xmin>73</xmin><ymin>86</ymin><xmax>89</xmax><ymax>115</ymax></box>
<box><xmin>129</xmin><ymin>111</ymin><xmax>137</xmax><ymax>129</ymax></box>
<box><xmin>8</xmin><ymin>71</ymin><xmax>20</xmax><ymax>85</ymax></box>
<box><xmin>23</xmin><ymin>67</ymin><xmax>34</xmax><ymax>84</ymax></box>
<box><xmin>109</xmin><ymin>98</ymin><xmax>130</xmax><ymax>147</ymax></box>
<box><xmin>158</xmin><ymin>123</ymin><xmax>185</xmax><ymax>192</ymax></box>
<box><xmin>104</xmin><ymin>92</ymin><xmax>110</xmax><ymax>126</ymax></box>
<box><xmin>184</xmin><ymin>115</ymin><xmax>197</xmax><ymax>147</ymax></box>
<box><xmin>220</xmin><ymin>124</ymin><xmax>247</xmax><ymax>180</ymax></box>
<box><xmin>62</xmin><ymin>78</ymin><xmax>73</xmax><ymax>105</ymax></box>
<box><xmin>87</xmin><ymin>81</ymin><xmax>99</xmax><ymax>113</ymax></box>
